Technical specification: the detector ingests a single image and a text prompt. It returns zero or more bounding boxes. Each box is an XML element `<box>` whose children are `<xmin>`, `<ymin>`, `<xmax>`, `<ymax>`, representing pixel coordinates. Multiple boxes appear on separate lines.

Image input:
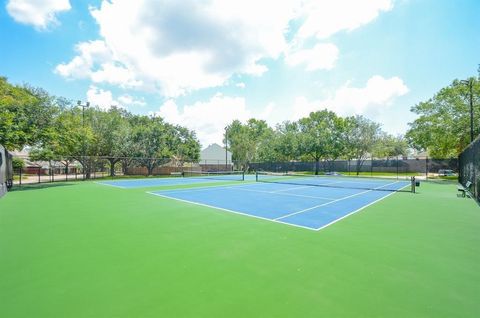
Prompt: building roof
<box><xmin>200</xmin><ymin>143</ymin><xmax>232</xmax><ymax>162</ymax></box>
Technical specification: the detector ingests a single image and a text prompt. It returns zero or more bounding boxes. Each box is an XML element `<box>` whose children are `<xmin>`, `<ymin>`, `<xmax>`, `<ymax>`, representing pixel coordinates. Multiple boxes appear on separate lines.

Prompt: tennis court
<box><xmin>149</xmin><ymin>173</ymin><xmax>413</xmax><ymax>230</ymax></box>
<box><xmin>98</xmin><ymin>171</ymin><xmax>245</xmax><ymax>188</ymax></box>
<box><xmin>2</xmin><ymin>177</ymin><xmax>480</xmax><ymax>318</ymax></box>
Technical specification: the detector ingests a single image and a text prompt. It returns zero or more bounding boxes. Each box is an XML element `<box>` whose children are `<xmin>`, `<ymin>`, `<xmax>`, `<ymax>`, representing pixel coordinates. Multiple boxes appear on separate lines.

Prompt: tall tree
<box><xmin>172</xmin><ymin>126</ymin><xmax>201</xmax><ymax>166</ymax></box>
<box><xmin>373</xmin><ymin>133</ymin><xmax>408</xmax><ymax>160</ymax></box>
<box><xmin>406</xmin><ymin>77</ymin><xmax>480</xmax><ymax>157</ymax></box>
<box><xmin>132</xmin><ymin>116</ymin><xmax>176</xmax><ymax>176</ymax></box>
<box><xmin>272</xmin><ymin>121</ymin><xmax>301</xmax><ymax>161</ymax></box>
<box><xmin>297</xmin><ymin>110</ymin><xmax>343</xmax><ymax>175</ymax></box>
<box><xmin>90</xmin><ymin>107</ymin><xmax>132</xmax><ymax>176</ymax></box>
<box><xmin>226</xmin><ymin>119</ymin><xmax>273</xmax><ymax>170</ymax></box>
<box><xmin>0</xmin><ymin>77</ymin><xmax>57</xmax><ymax>150</ymax></box>
<box><xmin>344</xmin><ymin>115</ymin><xmax>381</xmax><ymax>175</ymax></box>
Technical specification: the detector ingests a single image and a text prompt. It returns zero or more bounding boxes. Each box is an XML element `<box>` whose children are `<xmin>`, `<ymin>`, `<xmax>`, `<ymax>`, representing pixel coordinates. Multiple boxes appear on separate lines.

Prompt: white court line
<box><xmin>268</xmin><ymin>184</ymin><xmax>343</xmax><ymax>193</ymax></box>
<box><xmin>94</xmin><ymin>181</ymin><xmax>127</xmax><ymax>189</ymax></box>
<box><xmin>146</xmin><ymin>191</ymin><xmax>317</xmax><ymax>231</ymax></box>
<box><xmin>270</xmin><ymin>185</ymin><xmax>318</xmax><ymax>193</ymax></box>
<box><xmin>233</xmin><ymin>187</ymin><xmax>336</xmax><ymax>201</ymax></box>
<box><xmin>155</xmin><ymin>182</ymin><xmax>337</xmax><ymax>201</ymax></box>
<box><xmin>313</xmin><ymin>189</ymin><xmax>402</xmax><ymax>231</ymax></box>
<box><xmin>275</xmin><ymin>180</ymin><xmax>403</xmax><ymax>221</ymax></box>
<box><xmin>147</xmin><ymin>180</ymin><xmax>410</xmax><ymax>231</ymax></box>
<box><xmin>154</xmin><ymin>182</ymin><xmax>259</xmax><ymax>194</ymax></box>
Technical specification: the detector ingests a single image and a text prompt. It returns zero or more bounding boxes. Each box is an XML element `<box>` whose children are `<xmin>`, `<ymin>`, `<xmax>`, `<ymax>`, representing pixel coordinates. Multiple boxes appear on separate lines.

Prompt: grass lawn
<box><xmin>0</xmin><ymin>180</ymin><xmax>479</xmax><ymax>317</ymax></box>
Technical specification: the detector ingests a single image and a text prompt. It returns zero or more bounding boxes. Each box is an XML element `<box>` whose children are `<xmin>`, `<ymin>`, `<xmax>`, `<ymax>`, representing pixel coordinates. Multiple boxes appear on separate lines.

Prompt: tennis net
<box><xmin>256</xmin><ymin>171</ymin><xmax>416</xmax><ymax>192</ymax></box>
<box><xmin>183</xmin><ymin>170</ymin><xmax>245</xmax><ymax>181</ymax></box>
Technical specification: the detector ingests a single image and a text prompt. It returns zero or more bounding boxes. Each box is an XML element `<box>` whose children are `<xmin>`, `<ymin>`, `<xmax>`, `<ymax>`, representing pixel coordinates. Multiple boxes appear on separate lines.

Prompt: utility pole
<box><xmin>225</xmin><ymin>127</ymin><xmax>228</xmax><ymax>170</ymax></box>
<box><xmin>461</xmin><ymin>78</ymin><xmax>474</xmax><ymax>143</ymax></box>
<box><xmin>460</xmin><ymin>78</ymin><xmax>477</xmax><ymax>197</ymax></box>
<box><xmin>77</xmin><ymin>100</ymin><xmax>90</xmax><ymax>179</ymax></box>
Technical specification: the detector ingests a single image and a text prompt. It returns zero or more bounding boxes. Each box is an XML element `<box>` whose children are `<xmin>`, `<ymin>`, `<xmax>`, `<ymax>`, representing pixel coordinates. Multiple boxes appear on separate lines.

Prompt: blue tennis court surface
<box><xmin>97</xmin><ymin>174</ymin><xmax>250</xmax><ymax>188</ymax></box>
<box><xmin>149</xmin><ymin>179</ymin><xmax>410</xmax><ymax>230</ymax></box>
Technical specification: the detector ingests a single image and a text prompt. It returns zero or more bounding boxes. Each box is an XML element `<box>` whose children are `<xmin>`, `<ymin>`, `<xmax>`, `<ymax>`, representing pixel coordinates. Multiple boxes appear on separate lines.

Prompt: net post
<box><xmin>411</xmin><ymin>176</ymin><xmax>416</xmax><ymax>193</ymax></box>
<box><xmin>256</xmin><ymin>171</ymin><xmax>258</xmax><ymax>182</ymax></box>
<box><xmin>242</xmin><ymin>171</ymin><xmax>245</xmax><ymax>181</ymax></box>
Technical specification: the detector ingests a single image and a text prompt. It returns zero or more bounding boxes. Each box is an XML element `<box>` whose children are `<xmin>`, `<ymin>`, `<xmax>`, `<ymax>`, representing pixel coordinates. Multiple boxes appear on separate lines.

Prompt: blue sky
<box><xmin>1</xmin><ymin>0</ymin><xmax>479</xmax><ymax>146</ymax></box>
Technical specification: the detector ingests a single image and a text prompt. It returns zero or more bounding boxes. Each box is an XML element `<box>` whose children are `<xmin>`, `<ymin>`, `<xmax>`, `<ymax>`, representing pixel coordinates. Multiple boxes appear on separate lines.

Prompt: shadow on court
<box><xmin>9</xmin><ymin>182</ymin><xmax>75</xmax><ymax>192</ymax></box>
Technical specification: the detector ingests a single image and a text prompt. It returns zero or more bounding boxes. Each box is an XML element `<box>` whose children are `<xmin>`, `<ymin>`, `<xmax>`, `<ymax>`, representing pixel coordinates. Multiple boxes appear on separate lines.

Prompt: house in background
<box><xmin>199</xmin><ymin>143</ymin><xmax>233</xmax><ymax>171</ymax></box>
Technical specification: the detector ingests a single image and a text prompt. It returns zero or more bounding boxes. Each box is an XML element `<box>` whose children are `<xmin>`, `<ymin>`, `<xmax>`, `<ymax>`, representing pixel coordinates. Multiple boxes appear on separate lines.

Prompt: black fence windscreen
<box><xmin>459</xmin><ymin>137</ymin><xmax>480</xmax><ymax>201</ymax></box>
<box><xmin>250</xmin><ymin>158</ymin><xmax>457</xmax><ymax>177</ymax></box>
<box><xmin>9</xmin><ymin>154</ymin><xmax>458</xmax><ymax>189</ymax></box>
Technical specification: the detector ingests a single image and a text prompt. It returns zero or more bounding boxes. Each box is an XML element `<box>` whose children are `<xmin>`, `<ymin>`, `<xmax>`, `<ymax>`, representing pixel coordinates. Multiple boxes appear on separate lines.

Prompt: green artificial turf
<box><xmin>0</xmin><ymin>180</ymin><xmax>479</xmax><ymax>317</ymax></box>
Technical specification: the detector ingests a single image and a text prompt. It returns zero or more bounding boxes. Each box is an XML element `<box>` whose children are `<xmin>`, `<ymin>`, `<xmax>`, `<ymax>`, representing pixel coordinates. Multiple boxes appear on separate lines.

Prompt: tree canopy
<box><xmin>406</xmin><ymin>76</ymin><xmax>480</xmax><ymax>157</ymax></box>
<box><xmin>0</xmin><ymin>77</ymin><xmax>201</xmax><ymax>177</ymax></box>
<box><xmin>226</xmin><ymin>111</ymin><xmax>407</xmax><ymax>174</ymax></box>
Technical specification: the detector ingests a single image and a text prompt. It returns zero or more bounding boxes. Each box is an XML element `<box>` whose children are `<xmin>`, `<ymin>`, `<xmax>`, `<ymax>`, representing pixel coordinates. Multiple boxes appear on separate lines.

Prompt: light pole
<box><xmin>225</xmin><ymin>126</ymin><xmax>228</xmax><ymax>170</ymax></box>
<box><xmin>461</xmin><ymin>78</ymin><xmax>474</xmax><ymax>143</ymax></box>
<box><xmin>77</xmin><ymin>100</ymin><xmax>90</xmax><ymax>179</ymax></box>
<box><xmin>460</xmin><ymin>78</ymin><xmax>476</xmax><ymax>197</ymax></box>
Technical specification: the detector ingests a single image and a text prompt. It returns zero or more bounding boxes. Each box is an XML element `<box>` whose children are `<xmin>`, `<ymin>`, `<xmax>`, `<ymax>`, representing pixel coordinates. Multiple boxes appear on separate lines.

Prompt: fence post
<box><xmin>473</xmin><ymin>143</ymin><xmax>476</xmax><ymax>199</ymax></box>
<box><xmin>425</xmin><ymin>156</ymin><xmax>429</xmax><ymax>180</ymax></box>
<box><xmin>396</xmin><ymin>157</ymin><xmax>399</xmax><ymax>180</ymax></box>
<box><xmin>19</xmin><ymin>168</ymin><xmax>22</xmax><ymax>186</ymax></box>
<box><xmin>38</xmin><ymin>166</ymin><xmax>41</xmax><ymax>184</ymax></box>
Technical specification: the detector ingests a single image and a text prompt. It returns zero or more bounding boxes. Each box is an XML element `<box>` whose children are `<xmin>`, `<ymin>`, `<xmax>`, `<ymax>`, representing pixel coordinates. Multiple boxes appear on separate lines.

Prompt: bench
<box><xmin>458</xmin><ymin>181</ymin><xmax>472</xmax><ymax>198</ymax></box>
<box><xmin>170</xmin><ymin>172</ymin><xmax>183</xmax><ymax>177</ymax></box>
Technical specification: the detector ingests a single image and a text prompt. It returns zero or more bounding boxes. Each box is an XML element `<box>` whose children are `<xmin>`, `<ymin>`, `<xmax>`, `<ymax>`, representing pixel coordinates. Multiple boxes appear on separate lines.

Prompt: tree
<box><xmin>272</xmin><ymin>121</ymin><xmax>301</xmax><ymax>161</ymax></box>
<box><xmin>0</xmin><ymin>77</ymin><xmax>46</xmax><ymax>150</ymax></box>
<box><xmin>256</xmin><ymin>121</ymin><xmax>300</xmax><ymax>162</ymax></box>
<box><xmin>172</xmin><ymin>126</ymin><xmax>200</xmax><ymax>166</ymax></box>
<box><xmin>297</xmin><ymin>110</ymin><xmax>344</xmax><ymax>175</ymax></box>
<box><xmin>89</xmin><ymin>107</ymin><xmax>132</xmax><ymax>176</ymax></box>
<box><xmin>226</xmin><ymin>119</ymin><xmax>273</xmax><ymax>170</ymax></box>
<box><xmin>27</xmin><ymin>99</ymin><xmax>89</xmax><ymax>175</ymax></box>
<box><xmin>406</xmin><ymin>77</ymin><xmax>480</xmax><ymax>157</ymax></box>
<box><xmin>226</xmin><ymin>120</ymin><xmax>251</xmax><ymax>170</ymax></box>
<box><xmin>12</xmin><ymin>157</ymin><xmax>25</xmax><ymax>170</ymax></box>
<box><xmin>344</xmin><ymin>115</ymin><xmax>381</xmax><ymax>175</ymax></box>
<box><xmin>373</xmin><ymin>133</ymin><xmax>408</xmax><ymax>160</ymax></box>
<box><xmin>132</xmin><ymin>116</ymin><xmax>176</xmax><ymax>176</ymax></box>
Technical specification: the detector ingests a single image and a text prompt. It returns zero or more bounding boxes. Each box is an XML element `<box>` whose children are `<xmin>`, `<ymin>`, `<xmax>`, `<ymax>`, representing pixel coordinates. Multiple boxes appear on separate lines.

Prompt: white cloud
<box><xmin>83</xmin><ymin>0</ymin><xmax>299</xmax><ymax>96</ymax></box>
<box><xmin>285</xmin><ymin>43</ymin><xmax>339</xmax><ymax>71</ymax></box>
<box><xmin>157</xmin><ymin>93</ymin><xmax>273</xmax><ymax>146</ymax></box>
<box><xmin>295</xmin><ymin>0</ymin><xmax>393</xmax><ymax>40</ymax></box>
<box><xmin>118</xmin><ymin>94</ymin><xmax>146</xmax><ymax>107</ymax></box>
<box><xmin>6</xmin><ymin>0</ymin><xmax>71</xmax><ymax>30</ymax></box>
<box><xmin>156</xmin><ymin>76</ymin><xmax>406</xmax><ymax>146</ymax></box>
<box><xmin>293</xmin><ymin>75</ymin><xmax>409</xmax><ymax>119</ymax></box>
<box><xmin>57</xmin><ymin>0</ymin><xmax>395</xmax><ymax>95</ymax></box>
<box><xmin>259</xmin><ymin>102</ymin><xmax>276</xmax><ymax>125</ymax></box>
<box><xmin>236</xmin><ymin>82</ymin><xmax>246</xmax><ymax>89</ymax></box>
<box><xmin>55</xmin><ymin>40</ymin><xmax>141</xmax><ymax>88</ymax></box>
<box><xmin>86</xmin><ymin>86</ymin><xmax>146</xmax><ymax>110</ymax></box>
<box><xmin>86</xmin><ymin>86</ymin><xmax>117</xmax><ymax>110</ymax></box>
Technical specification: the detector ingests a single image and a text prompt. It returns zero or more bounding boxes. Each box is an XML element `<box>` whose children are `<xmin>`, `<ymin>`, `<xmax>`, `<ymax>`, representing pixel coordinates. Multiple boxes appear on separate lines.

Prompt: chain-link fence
<box><xmin>250</xmin><ymin>158</ymin><xmax>458</xmax><ymax>178</ymax></box>
<box><xmin>11</xmin><ymin>156</ymin><xmax>238</xmax><ymax>187</ymax></box>
<box><xmin>459</xmin><ymin>137</ymin><xmax>479</xmax><ymax>201</ymax></box>
<box><xmin>10</xmin><ymin>154</ymin><xmax>458</xmax><ymax>187</ymax></box>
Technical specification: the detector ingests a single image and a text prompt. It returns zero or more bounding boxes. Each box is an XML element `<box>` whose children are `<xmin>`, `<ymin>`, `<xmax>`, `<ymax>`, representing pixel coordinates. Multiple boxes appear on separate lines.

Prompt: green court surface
<box><xmin>0</xmin><ymin>181</ymin><xmax>479</xmax><ymax>317</ymax></box>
